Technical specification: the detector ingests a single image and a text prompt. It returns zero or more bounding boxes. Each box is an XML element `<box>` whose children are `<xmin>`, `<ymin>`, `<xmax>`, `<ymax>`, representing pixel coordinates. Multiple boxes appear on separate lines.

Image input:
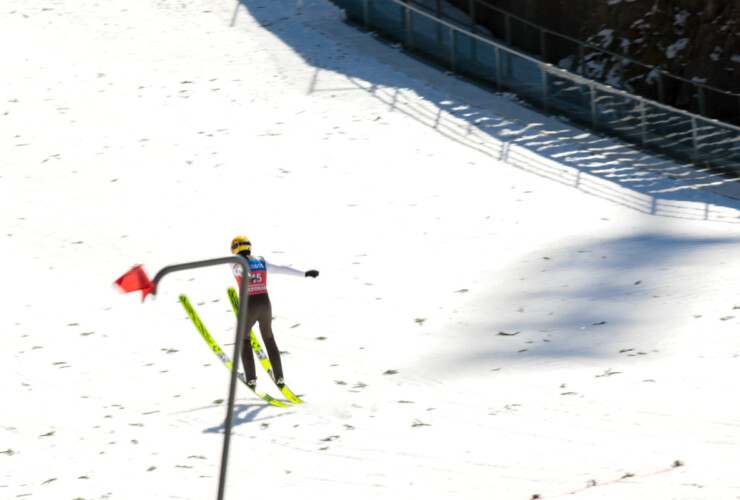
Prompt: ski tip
<box><xmin>280</xmin><ymin>387</ymin><xmax>306</xmax><ymax>404</ymax></box>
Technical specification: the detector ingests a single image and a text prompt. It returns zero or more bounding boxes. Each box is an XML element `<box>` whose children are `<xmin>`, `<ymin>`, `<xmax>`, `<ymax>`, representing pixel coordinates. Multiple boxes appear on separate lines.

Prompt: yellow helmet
<box><xmin>230</xmin><ymin>236</ymin><xmax>251</xmax><ymax>255</ymax></box>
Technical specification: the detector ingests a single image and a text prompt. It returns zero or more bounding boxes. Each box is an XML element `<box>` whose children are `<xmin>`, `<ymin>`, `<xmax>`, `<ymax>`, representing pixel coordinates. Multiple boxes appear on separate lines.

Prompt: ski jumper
<box><xmin>232</xmin><ymin>256</ymin><xmax>304</xmax><ymax>382</ymax></box>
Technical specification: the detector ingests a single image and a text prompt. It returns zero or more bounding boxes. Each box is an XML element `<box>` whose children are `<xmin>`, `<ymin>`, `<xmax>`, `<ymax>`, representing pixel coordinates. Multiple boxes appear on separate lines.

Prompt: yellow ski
<box><xmin>179</xmin><ymin>294</ymin><xmax>290</xmax><ymax>407</ymax></box>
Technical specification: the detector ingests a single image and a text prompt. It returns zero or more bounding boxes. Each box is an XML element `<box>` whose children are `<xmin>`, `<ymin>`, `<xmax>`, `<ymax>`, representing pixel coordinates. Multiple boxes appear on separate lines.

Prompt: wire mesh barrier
<box><xmin>330</xmin><ymin>0</ymin><xmax>740</xmax><ymax>176</ymax></box>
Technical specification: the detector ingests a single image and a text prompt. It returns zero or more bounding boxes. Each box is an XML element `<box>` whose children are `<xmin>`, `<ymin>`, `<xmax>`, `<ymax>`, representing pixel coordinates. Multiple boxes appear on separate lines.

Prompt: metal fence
<box><xmin>428</xmin><ymin>0</ymin><xmax>740</xmax><ymax>126</ymax></box>
<box><xmin>331</xmin><ymin>0</ymin><xmax>740</xmax><ymax>176</ymax></box>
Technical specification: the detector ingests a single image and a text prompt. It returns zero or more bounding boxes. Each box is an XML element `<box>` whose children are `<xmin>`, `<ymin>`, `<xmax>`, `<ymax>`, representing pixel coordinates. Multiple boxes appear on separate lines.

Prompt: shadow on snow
<box><xmin>203</xmin><ymin>402</ymin><xmax>284</xmax><ymax>433</ymax></box>
<box><xmin>460</xmin><ymin>231</ymin><xmax>740</xmax><ymax>365</ymax></box>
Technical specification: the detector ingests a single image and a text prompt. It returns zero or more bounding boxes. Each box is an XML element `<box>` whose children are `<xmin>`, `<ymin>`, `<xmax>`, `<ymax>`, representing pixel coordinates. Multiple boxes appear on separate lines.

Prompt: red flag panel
<box><xmin>114</xmin><ymin>265</ymin><xmax>154</xmax><ymax>301</ymax></box>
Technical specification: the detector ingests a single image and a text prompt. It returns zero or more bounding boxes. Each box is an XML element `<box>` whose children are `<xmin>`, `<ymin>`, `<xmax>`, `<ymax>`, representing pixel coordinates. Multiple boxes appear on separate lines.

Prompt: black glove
<box><xmin>305</xmin><ymin>270</ymin><xmax>319</xmax><ymax>278</ymax></box>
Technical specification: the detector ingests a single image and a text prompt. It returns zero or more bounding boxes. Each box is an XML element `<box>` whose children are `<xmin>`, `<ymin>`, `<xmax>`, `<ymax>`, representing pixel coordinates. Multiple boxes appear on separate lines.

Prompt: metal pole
<box><xmin>697</xmin><ymin>86</ymin><xmax>706</xmax><ymax>117</ymax></box>
<box><xmin>217</xmin><ymin>258</ymin><xmax>250</xmax><ymax>500</ymax></box>
<box><xmin>151</xmin><ymin>255</ymin><xmax>251</xmax><ymax>500</ymax></box>
<box><xmin>691</xmin><ymin>115</ymin><xmax>699</xmax><ymax>163</ymax></box>
<box><xmin>450</xmin><ymin>27</ymin><xmax>457</xmax><ymax>72</ymax></box>
<box><xmin>640</xmin><ymin>98</ymin><xmax>647</xmax><ymax>146</ymax></box>
<box><xmin>433</xmin><ymin>2</ymin><xmax>442</xmax><ymax>45</ymax></box>
<box><xmin>541</xmin><ymin>67</ymin><xmax>549</xmax><ymax>112</ymax></box>
<box><xmin>540</xmin><ymin>30</ymin><xmax>546</xmax><ymax>62</ymax></box>
<box><xmin>406</xmin><ymin>7</ymin><xmax>413</xmax><ymax>51</ymax></box>
<box><xmin>590</xmin><ymin>82</ymin><xmax>598</xmax><ymax>130</ymax></box>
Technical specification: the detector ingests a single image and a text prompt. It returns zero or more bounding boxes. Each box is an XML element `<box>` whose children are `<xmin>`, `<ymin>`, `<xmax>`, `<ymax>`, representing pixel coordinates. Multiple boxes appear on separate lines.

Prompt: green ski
<box><xmin>179</xmin><ymin>294</ymin><xmax>290</xmax><ymax>408</ymax></box>
<box><xmin>228</xmin><ymin>287</ymin><xmax>305</xmax><ymax>404</ymax></box>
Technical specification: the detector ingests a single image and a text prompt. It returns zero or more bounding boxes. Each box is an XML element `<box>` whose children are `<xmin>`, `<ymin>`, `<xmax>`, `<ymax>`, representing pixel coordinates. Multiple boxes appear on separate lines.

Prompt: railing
<box><xmin>330</xmin><ymin>0</ymin><xmax>740</xmax><ymax>176</ymax></box>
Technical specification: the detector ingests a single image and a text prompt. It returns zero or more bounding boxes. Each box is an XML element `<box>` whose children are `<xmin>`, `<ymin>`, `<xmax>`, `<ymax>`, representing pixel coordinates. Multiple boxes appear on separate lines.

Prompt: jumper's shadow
<box><xmin>203</xmin><ymin>402</ymin><xmax>284</xmax><ymax>434</ymax></box>
<box><xmin>231</xmin><ymin>0</ymin><xmax>740</xmax><ymax>223</ymax></box>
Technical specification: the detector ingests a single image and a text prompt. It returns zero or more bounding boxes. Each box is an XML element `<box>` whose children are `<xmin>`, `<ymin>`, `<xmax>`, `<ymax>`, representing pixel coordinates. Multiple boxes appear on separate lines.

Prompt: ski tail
<box><xmin>227</xmin><ymin>288</ymin><xmax>305</xmax><ymax>404</ymax></box>
<box><xmin>179</xmin><ymin>294</ymin><xmax>290</xmax><ymax>408</ymax></box>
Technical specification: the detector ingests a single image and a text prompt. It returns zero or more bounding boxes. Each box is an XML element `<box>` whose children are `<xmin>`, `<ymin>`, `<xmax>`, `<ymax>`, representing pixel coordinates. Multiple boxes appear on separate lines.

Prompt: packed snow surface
<box><xmin>2</xmin><ymin>1</ymin><xmax>740</xmax><ymax>499</ymax></box>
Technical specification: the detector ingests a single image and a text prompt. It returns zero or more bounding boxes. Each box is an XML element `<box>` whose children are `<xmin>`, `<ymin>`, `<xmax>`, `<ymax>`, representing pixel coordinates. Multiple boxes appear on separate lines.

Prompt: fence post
<box><xmin>450</xmin><ymin>27</ymin><xmax>457</xmax><ymax>72</ymax></box>
<box><xmin>590</xmin><ymin>82</ymin><xmax>598</xmax><ymax>130</ymax></box>
<box><xmin>405</xmin><ymin>6</ymin><xmax>413</xmax><ymax>50</ymax></box>
<box><xmin>697</xmin><ymin>86</ymin><xmax>706</xmax><ymax>117</ymax></box>
<box><xmin>542</xmin><ymin>67</ymin><xmax>549</xmax><ymax>112</ymax></box>
<box><xmin>540</xmin><ymin>30</ymin><xmax>547</xmax><ymax>62</ymax></box>
<box><xmin>691</xmin><ymin>115</ymin><xmax>699</xmax><ymax>163</ymax></box>
<box><xmin>640</xmin><ymin>98</ymin><xmax>647</xmax><ymax>146</ymax></box>
<box><xmin>495</xmin><ymin>46</ymin><xmax>502</xmax><ymax>90</ymax></box>
<box><xmin>470</xmin><ymin>0</ymin><xmax>476</xmax><ymax>33</ymax></box>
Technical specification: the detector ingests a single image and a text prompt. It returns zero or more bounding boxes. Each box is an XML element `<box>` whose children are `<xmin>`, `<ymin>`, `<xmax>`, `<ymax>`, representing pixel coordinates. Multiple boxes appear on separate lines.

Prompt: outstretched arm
<box><xmin>265</xmin><ymin>260</ymin><xmax>319</xmax><ymax>278</ymax></box>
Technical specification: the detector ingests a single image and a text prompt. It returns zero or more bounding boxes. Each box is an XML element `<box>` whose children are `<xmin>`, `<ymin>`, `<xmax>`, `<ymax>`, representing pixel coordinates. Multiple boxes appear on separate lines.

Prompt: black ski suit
<box><xmin>232</xmin><ymin>253</ymin><xmax>308</xmax><ymax>383</ymax></box>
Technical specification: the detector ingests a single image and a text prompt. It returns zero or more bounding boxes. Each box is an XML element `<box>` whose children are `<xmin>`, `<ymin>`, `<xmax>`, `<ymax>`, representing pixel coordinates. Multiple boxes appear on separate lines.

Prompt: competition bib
<box><xmin>246</xmin><ymin>257</ymin><xmax>268</xmax><ymax>295</ymax></box>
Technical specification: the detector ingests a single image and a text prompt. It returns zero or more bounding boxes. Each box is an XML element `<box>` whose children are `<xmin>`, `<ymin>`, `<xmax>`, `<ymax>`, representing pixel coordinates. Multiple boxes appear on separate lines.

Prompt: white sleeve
<box><xmin>264</xmin><ymin>260</ymin><xmax>304</xmax><ymax>278</ymax></box>
<box><xmin>232</xmin><ymin>263</ymin><xmax>244</xmax><ymax>277</ymax></box>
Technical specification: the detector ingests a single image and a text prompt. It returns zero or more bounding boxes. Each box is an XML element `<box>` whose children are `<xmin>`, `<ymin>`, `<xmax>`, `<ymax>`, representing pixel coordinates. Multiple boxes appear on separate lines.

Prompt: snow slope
<box><xmin>2</xmin><ymin>0</ymin><xmax>740</xmax><ymax>499</ymax></box>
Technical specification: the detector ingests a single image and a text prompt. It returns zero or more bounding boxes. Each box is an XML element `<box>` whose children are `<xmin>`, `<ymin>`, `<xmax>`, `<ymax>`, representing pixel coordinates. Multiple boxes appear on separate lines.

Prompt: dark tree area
<box><xmin>445</xmin><ymin>0</ymin><xmax>740</xmax><ymax>123</ymax></box>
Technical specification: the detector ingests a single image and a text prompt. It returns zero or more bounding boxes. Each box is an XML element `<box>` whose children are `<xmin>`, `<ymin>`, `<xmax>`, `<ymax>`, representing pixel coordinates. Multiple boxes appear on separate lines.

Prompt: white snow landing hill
<box><xmin>2</xmin><ymin>0</ymin><xmax>739</xmax><ymax>499</ymax></box>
